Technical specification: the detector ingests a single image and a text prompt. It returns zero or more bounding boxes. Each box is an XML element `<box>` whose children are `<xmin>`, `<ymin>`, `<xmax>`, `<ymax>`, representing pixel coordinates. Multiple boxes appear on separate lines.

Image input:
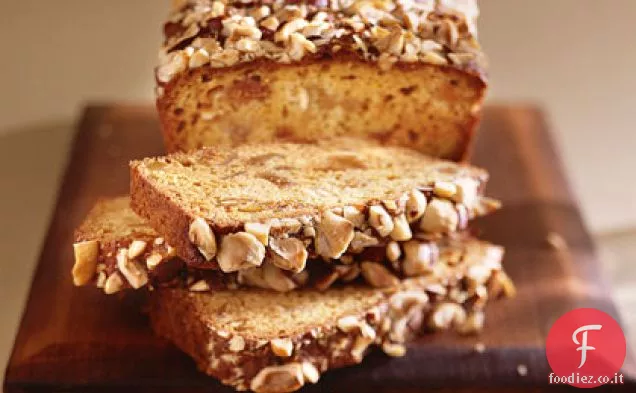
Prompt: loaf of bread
<box><xmin>130</xmin><ymin>142</ymin><xmax>500</xmax><ymax>268</ymax></box>
<box><xmin>149</xmin><ymin>240</ymin><xmax>515</xmax><ymax>392</ymax></box>
<box><xmin>73</xmin><ymin>196</ymin><xmax>481</xmax><ymax>294</ymax></box>
<box><xmin>157</xmin><ymin>0</ymin><xmax>487</xmax><ymax>160</ymax></box>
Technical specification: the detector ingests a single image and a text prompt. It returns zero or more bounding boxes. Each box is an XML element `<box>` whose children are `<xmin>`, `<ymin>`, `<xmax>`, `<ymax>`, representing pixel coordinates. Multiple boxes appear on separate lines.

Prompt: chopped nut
<box><xmin>269</xmin><ymin>218</ymin><xmax>303</xmax><ymax>235</ymax></box>
<box><xmin>382</xmin><ymin>342</ymin><xmax>406</xmax><ymax>357</ymax></box>
<box><xmin>359</xmin><ymin>321</ymin><xmax>377</xmax><ymax>340</ymax></box>
<box><xmin>95</xmin><ymin>271</ymin><xmax>107</xmax><ymax>288</ymax></box>
<box><xmin>419</xmin><ymin>198</ymin><xmax>459</xmax><ymax>233</ymax></box>
<box><xmin>244</xmin><ymin>222</ymin><xmax>271</xmax><ymax>246</ymax></box>
<box><xmin>390</xmin><ymin>214</ymin><xmax>412</xmax><ymax>241</ymax></box>
<box><xmin>188</xmin><ymin>47</ymin><xmax>210</xmax><ymax>68</ymax></box>
<box><xmin>217</xmin><ymin>232</ymin><xmax>266</xmax><ymax>272</ymax></box>
<box><xmin>262</xmin><ymin>262</ymin><xmax>297</xmax><ymax>292</ymax></box>
<box><xmin>301</xmin><ymin>362</ymin><xmax>320</xmax><ymax>384</ymax></box>
<box><xmin>116</xmin><ymin>249</ymin><xmax>148</xmax><ymax>289</ymax></box>
<box><xmin>153</xmin><ymin>237</ymin><xmax>164</xmax><ymax>246</ymax></box>
<box><xmin>315</xmin><ymin>210</ymin><xmax>355</xmax><ymax>259</ymax></box>
<box><xmin>351</xmin><ymin>336</ymin><xmax>373</xmax><ymax>363</ymax></box>
<box><xmin>288</xmin><ymin>32</ymin><xmax>317</xmax><ymax>61</ymax></box>
<box><xmin>156</xmin><ymin>52</ymin><xmax>187</xmax><ymax>83</ymax></box>
<box><xmin>237</xmin><ymin>267</ymin><xmax>270</xmax><ymax>289</ymax></box>
<box><xmin>189</xmin><ymin>280</ymin><xmax>210</xmax><ymax>292</ymax></box>
<box><xmin>390</xmin><ymin>291</ymin><xmax>429</xmax><ymax>312</ymax></box>
<box><xmin>275</xmin><ymin>18</ymin><xmax>309</xmax><ymax>42</ymax></box>
<box><xmin>236</xmin><ymin>38</ymin><xmax>260</xmax><ymax>52</ymax></box>
<box><xmin>146</xmin><ymin>253</ymin><xmax>163</xmax><ymax>270</ymax></box>
<box><xmin>343</xmin><ymin>205</ymin><xmax>366</xmax><ymax>228</ymax></box>
<box><xmin>127</xmin><ymin>240</ymin><xmax>147</xmax><ymax>259</ymax></box>
<box><xmin>349</xmin><ymin>231</ymin><xmax>380</xmax><ymax>253</ymax></box>
<box><xmin>260</xmin><ymin>16</ymin><xmax>280</xmax><ymax>31</ymax></box>
<box><xmin>466</xmin><ymin>264</ymin><xmax>492</xmax><ymax>288</ymax></box>
<box><xmin>434</xmin><ymin>181</ymin><xmax>458</xmax><ymax>198</ymax></box>
<box><xmin>420</xmin><ymin>51</ymin><xmax>448</xmax><ymax>65</ymax></box>
<box><xmin>360</xmin><ymin>262</ymin><xmax>400</xmax><ymax>288</ymax></box>
<box><xmin>270</xmin><ymin>338</ymin><xmax>294</xmax><ymax>357</ymax></box>
<box><xmin>488</xmin><ymin>270</ymin><xmax>517</xmax><ymax>299</ymax></box>
<box><xmin>386</xmin><ymin>241</ymin><xmax>401</xmax><ymax>262</ymax></box>
<box><xmin>337</xmin><ymin>316</ymin><xmax>361</xmax><ymax>333</ymax></box>
<box><xmin>188</xmin><ymin>217</ymin><xmax>217</xmax><ymax>261</ymax></box>
<box><xmin>402</xmin><ymin>241</ymin><xmax>437</xmax><ymax>276</ymax></box>
<box><xmin>428</xmin><ymin>302</ymin><xmax>467</xmax><ymax>331</ymax></box>
<box><xmin>104</xmin><ymin>273</ymin><xmax>124</xmax><ymax>295</ymax></box>
<box><xmin>291</xmin><ymin>269</ymin><xmax>310</xmax><ymax>286</ymax></box>
<box><xmin>405</xmin><ymin>189</ymin><xmax>428</xmax><ymax>223</ymax></box>
<box><xmin>336</xmin><ymin>264</ymin><xmax>361</xmax><ymax>282</ymax></box>
<box><xmin>251</xmin><ymin>363</ymin><xmax>305</xmax><ymax>393</ymax></box>
<box><xmin>314</xmin><ymin>269</ymin><xmax>340</xmax><ymax>291</ymax></box>
<box><xmin>453</xmin><ymin>178</ymin><xmax>479</xmax><ymax>206</ymax></box>
<box><xmin>228</xmin><ymin>335</ymin><xmax>246</xmax><ymax>352</ymax></box>
<box><xmin>457</xmin><ymin>310</ymin><xmax>485</xmax><ymax>335</ymax></box>
<box><xmin>72</xmin><ymin>240</ymin><xmax>99</xmax><ymax>286</ymax></box>
<box><xmin>269</xmin><ymin>237</ymin><xmax>308</xmax><ymax>272</ymax></box>
<box><xmin>209</xmin><ymin>48</ymin><xmax>240</xmax><ymax>67</ymax></box>
<box><xmin>368</xmin><ymin>205</ymin><xmax>394</xmax><ymax>237</ymax></box>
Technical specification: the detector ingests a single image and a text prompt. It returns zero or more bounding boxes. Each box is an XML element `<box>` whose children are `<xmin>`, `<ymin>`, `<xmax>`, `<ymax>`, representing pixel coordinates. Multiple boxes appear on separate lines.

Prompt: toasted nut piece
<box><xmin>343</xmin><ymin>205</ymin><xmax>366</xmax><ymax>228</ymax></box>
<box><xmin>95</xmin><ymin>271</ymin><xmax>107</xmax><ymax>288</ymax></box>
<box><xmin>314</xmin><ymin>269</ymin><xmax>340</xmax><ymax>291</ymax></box>
<box><xmin>301</xmin><ymin>362</ymin><xmax>320</xmax><ymax>384</ymax></box>
<box><xmin>405</xmin><ymin>189</ymin><xmax>427</xmax><ymax>223</ymax></box>
<box><xmin>337</xmin><ymin>316</ymin><xmax>361</xmax><ymax>332</ymax></box>
<box><xmin>237</xmin><ymin>267</ymin><xmax>270</xmax><ymax>289</ymax></box>
<box><xmin>154</xmin><ymin>237</ymin><xmax>165</xmax><ymax>245</ymax></box>
<box><xmin>189</xmin><ymin>280</ymin><xmax>210</xmax><ymax>292</ymax></box>
<box><xmin>116</xmin><ymin>249</ymin><xmax>148</xmax><ymax>289</ymax></box>
<box><xmin>433</xmin><ymin>181</ymin><xmax>457</xmax><ymax>198</ymax></box>
<box><xmin>291</xmin><ymin>269</ymin><xmax>310</xmax><ymax>286</ymax></box>
<box><xmin>390</xmin><ymin>291</ymin><xmax>429</xmax><ymax>312</ymax></box>
<box><xmin>390</xmin><ymin>214</ymin><xmax>412</xmax><ymax>241</ymax></box>
<box><xmin>263</xmin><ymin>262</ymin><xmax>297</xmax><ymax>292</ymax></box>
<box><xmin>382</xmin><ymin>199</ymin><xmax>399</xmax><ymax>215</ymax></box>
<box><xmin>251</xmin><ymin>363</ymin><xmax>304</xmax><ymax>393</ymax></box>
<box><xmin>269</xmin><ymin>237</ymin><xmax>308</xmax><ymax>272</ymax></box>
<box><xmin>244</xmin><ymin>222</ymin><xmax>271</xmax><ymax>246</ymax></box>
<box><xmin>270</xmin><ymin>338</ymin><xmax>294</xmax><ymax>357</ymax></box>
<box><xmin>386</xmin><ymin>241</ymin><xmax>401</xmax><ymax>262</ymax></box>
<box><xmin>146</xmin><ymin>253</ymin><xmax>163</xmax><ymax>270</ymax></box>
<box><xmin>488</xmin><ymin>270</ymin><xmax>517</xmax><ymax>298</ymax></box>
<box><xmin>261</xmin><ymin>16</ymin><xmax>280</xmax><ymax>31</ymax></box>
<box><xmin>453</xmin><ymin>178</ymin><xmax>479</xmax><ymax>206</ymax></box>
<box><xmin>360</xmin><ymin>262</ymin><xmax>400</xmax><ymax>288</ymax></box>
<box><xmin>359</xmin><ymin>321</ymin><xmax>377</xmax><ymax>340</ymax></box>
<box><xmin>72</xmin><ymin>240</ymin><xmax>99</xmax><ymax>286</ymax></box>
<box><xmin>303</xmin><ymin>226</ymin><xmax>316</xmax><ymax>237</ymax></box>
<box><xmin>349</xmin><ymin>231</ymin><xmax>380</xmax><ymax>253</ymax></box>
<box><xmin>419</xmin><ymin>198</ymin><xmax>459</xmax><ymax>233</ymax></box>
<box><xmin>351</xmin><ymin>336</ymin><xmax>373</xmax><ymax>363</ymax></box>
<box><xmin>127</xmin><ymin>240</ymin><xmax>147</xmax><ymax>259</ymax></box>
<box><xmin>457</xmin><ymin>310</ymin><xmax>486</xmax><ymax>335</ymax></box>
<box><xmin>466</xmin><ymin>264</ymin><xmax>493</xmax><ymax>288</ymax></box>
<box><xmin>402</xmin><ymin>241</ymin><xmax>437</xmax><ymax>276</ymax></box>
<box><xmin>368</xmin><ymin>205</ymin><xmax>394</xmax><ymax>237</ymax></box>
<box><xmin>335</xmin><ymin>264</ymin><xmax>361</xmax><ymax>282</ymax></box>
<box><xmin>228</xmin><ymin>335</ymin><xmax>245</xmax><ymax>352</ymax></box>
<box><xmin>382</xmin><ymin>342</ymin><xmax>407</xmax><ymax>357</ymax></box>
<box><xmin>104</xmin><ymin>273</ymin><xmax>124</xmax><ymax>295</ymax></box>
<box><xmin>428</xmin><ymin>302</ymin><xmax>467</xmax><ymax>331</ymax></box>
<box><xmin>188</xmin><ymin>217</ymin><xmax>217</xmax><ymax>261</ymax></box>
<box><xmin>315</xmin><ymin>210</ymin><xmax>355</xmax><ymax>259</ymax></box>
<box><xmin>217</xmin><ymin>232</ymin><xmax>266</xmax><ymax>272</ymax></box>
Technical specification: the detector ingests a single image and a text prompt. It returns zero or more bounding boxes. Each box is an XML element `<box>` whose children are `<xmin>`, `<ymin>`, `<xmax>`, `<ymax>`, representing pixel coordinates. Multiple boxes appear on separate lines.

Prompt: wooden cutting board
<box><xmin>4</xmin><ymin>105</ymin><xmax>635</xmax><ymax>392</ymax></box>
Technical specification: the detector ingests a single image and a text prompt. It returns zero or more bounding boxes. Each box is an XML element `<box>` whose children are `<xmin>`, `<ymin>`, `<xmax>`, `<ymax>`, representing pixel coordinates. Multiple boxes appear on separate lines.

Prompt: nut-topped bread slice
<box><xmin>131</xmin><ymin>141</ymin><xmax>500</xmax><ymax>268</ymax></box>
<box><xmin>157</xmin><ymin>0</ymin><xmax>486</xmax><ymax>160</ymax></box>
<box><xmin>130</xmin><ymin>142</ymin><xmax>498</xmax><ymax>269</ymax></box>
<box><xmin>74</xmin><ymin>196</ymin><xmax>482</xmax><ymax>294</ymax></box>
<box><xmin>149</xmin><ymin>240</ymin><xmax>515</xmax><ymax>392</ymax></box>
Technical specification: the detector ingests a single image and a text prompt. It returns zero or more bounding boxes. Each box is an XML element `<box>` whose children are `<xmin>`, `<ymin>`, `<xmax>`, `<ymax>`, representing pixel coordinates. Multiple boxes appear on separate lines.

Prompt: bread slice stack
<box><xmin>72</xmin><ymin>141</ymin><xmax>513</xmax><ymax>392</ymax></box>
<box><xmin>70</xmin><ymin>1</ymin><xmax>515</xmax><ymax>391</ymax></box>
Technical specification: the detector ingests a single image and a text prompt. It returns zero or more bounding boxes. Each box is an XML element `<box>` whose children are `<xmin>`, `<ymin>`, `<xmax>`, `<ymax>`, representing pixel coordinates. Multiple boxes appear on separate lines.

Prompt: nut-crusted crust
<box><xmin>73</xmin><ymin>197</ymin><xmax>497</xmax><ymax>293</ymax></box>
<box><xmin>130</xmin><ymin>142</ymin><xmax>498</xmax><ymax>267</ymax></box>
<box><xmin>149</xmin><ymin>240</ymin><xmax>513</xmax><ymax>392</ymax></box>
<box><xmin>156</xmin><ymin>0</ymin><xmax>487</xmax><ymax>160</ymax></box>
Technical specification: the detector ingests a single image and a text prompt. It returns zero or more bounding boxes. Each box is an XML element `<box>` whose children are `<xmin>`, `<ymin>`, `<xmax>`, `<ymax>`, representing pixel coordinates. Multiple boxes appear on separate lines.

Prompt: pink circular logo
<box><xmin>546</xmin><ymin>308</ymin><xmax>626</xmax><ymax>388</ymax></box>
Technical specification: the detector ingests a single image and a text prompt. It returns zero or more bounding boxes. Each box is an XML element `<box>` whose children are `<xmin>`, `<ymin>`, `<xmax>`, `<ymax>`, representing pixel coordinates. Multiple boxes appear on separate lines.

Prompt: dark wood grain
<box><xmin>4</xmin><ymin>105</ymin><xmax>635</xmax><ymax>392</ymax></box>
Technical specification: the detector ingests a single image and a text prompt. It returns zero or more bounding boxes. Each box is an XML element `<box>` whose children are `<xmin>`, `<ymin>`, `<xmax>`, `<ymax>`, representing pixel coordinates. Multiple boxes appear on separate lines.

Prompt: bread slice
<box><xmin>157</xmin><ymin>0</ymin><xmax>486</xmax><ymax>160</ymax></box>
<box><xmin>130</xmin><ymin>141</ymin><xmax>500</xmax><ymax>268</ymax></box>
<box><xmin>73</xmin><ymin>196</ymin><xmax>480</xmax><ymax>294</ymax></box>
<box><xmin>149</xmin><ymin>240</ymin><xmax>515</xmax><ymax>392</ymax></box>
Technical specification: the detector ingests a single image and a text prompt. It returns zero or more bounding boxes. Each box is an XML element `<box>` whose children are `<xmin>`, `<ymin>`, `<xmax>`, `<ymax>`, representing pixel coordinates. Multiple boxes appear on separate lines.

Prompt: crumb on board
<box><xmin>546</xmin><ymin>232</ymin><xmax>567</xmax><ymax>250</ymax></box>
<box><xmin>517</xmin><ymin>364</ymin><xmax>528</xmax><ymax>377</ymax></box>
<box><xmin>474</xmin><ymin>342</ymin><xmax>485</xmax><ymax>353</ymax></box>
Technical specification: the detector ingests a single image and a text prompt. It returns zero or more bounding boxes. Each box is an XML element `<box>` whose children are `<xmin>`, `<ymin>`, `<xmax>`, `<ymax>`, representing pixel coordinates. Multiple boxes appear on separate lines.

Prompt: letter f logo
<box><xmin>572</xmin><ymin>324</ymin><xmax>603</xmax><ymax>368</ymax></box>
